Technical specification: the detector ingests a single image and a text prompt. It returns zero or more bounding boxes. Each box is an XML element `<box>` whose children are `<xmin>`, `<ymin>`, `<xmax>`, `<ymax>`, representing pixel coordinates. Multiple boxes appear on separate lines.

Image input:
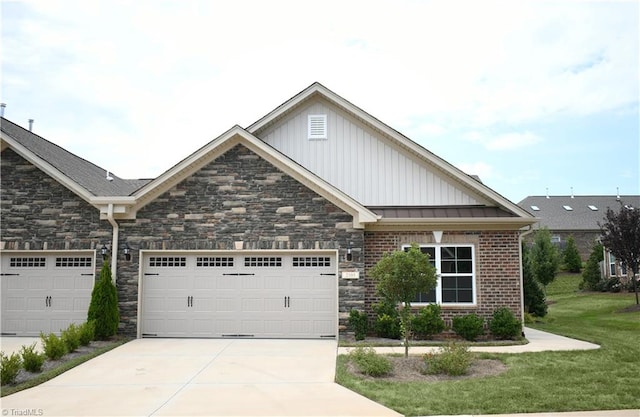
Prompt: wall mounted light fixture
<box><xmin>346</xmin><ymin>242</ymin><xmax>353</xmax><ymax>262</ymax></box>
<box><xmin>123</xmin><ymin>244</ymin><xmax>131</xmax><ymax>261</ymax></box>
<box><xmin>100</xmin><ymin>243</ymin><xmax>109</xmax><ymax>260</ymax></box>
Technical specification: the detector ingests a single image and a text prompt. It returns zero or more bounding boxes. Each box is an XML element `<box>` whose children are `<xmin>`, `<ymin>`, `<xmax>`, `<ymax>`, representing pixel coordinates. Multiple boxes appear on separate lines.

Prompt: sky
<box><xmin>1</xmin><ymin>0</ymin><xmax>638</xmax><ymax>204</ymax></box>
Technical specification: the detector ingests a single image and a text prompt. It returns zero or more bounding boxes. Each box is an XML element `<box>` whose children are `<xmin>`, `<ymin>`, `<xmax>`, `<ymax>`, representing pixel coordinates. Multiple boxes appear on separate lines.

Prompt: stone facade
<box><xmin>0</xmin><ymin>149</ymin><xmax>111</xmax><ymax>252</ymax></box>
<box><xmin>364</xmin><ymin>230</ymin><xmax>522</xmax><ymax>328</ymax></box>
<box><xmin>117</xmin><ymin>145</ymin><xmax>364</xmax><ymax>336</ymax></box>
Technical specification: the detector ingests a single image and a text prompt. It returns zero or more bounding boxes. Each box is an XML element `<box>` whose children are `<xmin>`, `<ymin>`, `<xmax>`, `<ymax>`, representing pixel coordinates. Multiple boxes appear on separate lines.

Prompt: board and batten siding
<box><xmin>259</xmin><ymin>98</ymin><xmax>488</xmax><ymax>206</ymax></box>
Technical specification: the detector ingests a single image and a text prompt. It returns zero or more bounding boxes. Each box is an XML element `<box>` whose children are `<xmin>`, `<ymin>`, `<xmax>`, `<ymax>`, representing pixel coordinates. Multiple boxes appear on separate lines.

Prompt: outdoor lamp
<box><xmin>123</xmin><ymin>244</ymin><xmax>131</xmax><ymax>261</ymax></box>
<box><xmin>346</xmin><ymin>242</ymin><xmax>353</xmax><ymax>262</ymax></box>
<box><xmin>100</xmin><ymin>243</ymin><xmax>108</xmax><ymax>260</ymax></box>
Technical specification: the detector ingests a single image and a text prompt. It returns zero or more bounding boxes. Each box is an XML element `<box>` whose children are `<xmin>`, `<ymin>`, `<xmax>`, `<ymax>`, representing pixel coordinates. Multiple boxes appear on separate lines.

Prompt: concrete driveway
<box><xmin>1</xmin><ymin>338</ymin><xmax>400</xmax><ymax>417</ymax></box>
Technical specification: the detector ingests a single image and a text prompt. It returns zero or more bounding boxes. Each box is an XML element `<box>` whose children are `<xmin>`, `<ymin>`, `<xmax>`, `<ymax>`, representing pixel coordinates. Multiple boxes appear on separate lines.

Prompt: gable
<box><xmin>255</xmin><ymin>96</ymin><xmax>491</xmax><ymax>206</ymax></box>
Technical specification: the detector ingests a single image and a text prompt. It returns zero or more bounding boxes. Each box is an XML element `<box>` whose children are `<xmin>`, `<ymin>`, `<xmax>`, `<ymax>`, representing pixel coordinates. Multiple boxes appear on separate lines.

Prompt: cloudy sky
<box><xmin>2</xmin><ymin>0</ymin><xmax>638</xmax><ymax>204</ymax></box>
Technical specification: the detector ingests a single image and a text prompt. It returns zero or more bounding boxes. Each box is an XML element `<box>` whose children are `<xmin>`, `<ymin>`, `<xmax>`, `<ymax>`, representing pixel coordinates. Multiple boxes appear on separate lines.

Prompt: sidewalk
<box><xmin>337</xmin><ymin>327</ymin><xmax>600</xmax><ymax>355</ymax></box>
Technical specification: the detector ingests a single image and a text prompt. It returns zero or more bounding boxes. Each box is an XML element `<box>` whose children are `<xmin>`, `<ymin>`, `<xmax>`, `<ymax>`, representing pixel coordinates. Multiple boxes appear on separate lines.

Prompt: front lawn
<box><xmin>336</xmin><ymin>274</ymin><xmax>640</xmax><ymax>416</ymax></box>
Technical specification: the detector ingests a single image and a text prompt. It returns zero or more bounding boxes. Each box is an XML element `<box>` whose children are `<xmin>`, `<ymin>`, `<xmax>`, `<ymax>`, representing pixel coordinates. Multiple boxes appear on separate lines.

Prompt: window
<box><xmin>609</xmin><ymin>253</ymin><xmax>627</xmax><ymax>276</ymax></box>
<box><xmin>551</xmin><ymin>235</ymin><xmax>562</xmax><ymax>244</ymax></box>
<box><xmin>563</xmin><ymin>205</ymin><xmax>573</xmax><ymax>211</ymax></box>
<box><xmin>530</xmin><ymin>205</ymin><xmax>540</xmax><ymax>211</ymax></box>
<box><xmin>56</xmin><ymin>257</ymin><xmax>92</xmax><ymax>268</ymax></box>
<box><xmin>405</xmin><ymin>245</ymin><xmax>475</xmax><ymax>305</ymax></box>
<box><xmin>196</xmin><ymin>257</ymin><xmax>234</xmax><ymax>267</ymax></box>
<box><xmin>588</xmin><ymin>205</ymin><xmax>598</xmax><ymax>211</ymax></box>
<box><xmin>308</xmin><ymin>114</ymin><xmax>327</xmax><ymax>140</ymax></box>
<box><xmin>10</xmin><ymin>257</ymin><xmax>46</xmax><ymax>268</ymax></box>
<box><xmin>149</xmin><ymin>257</ymin><xmax>186</xmax><ymax>267</ymax></box>
<box><xmin>244</xmin><ymin>257</ymin><xmax>282</xmax><ymax>267</ymax></box>
<box><xmin>292</xmin><ymin>256</ymin><xmax>331</xmax><ymax>267</ymax></box>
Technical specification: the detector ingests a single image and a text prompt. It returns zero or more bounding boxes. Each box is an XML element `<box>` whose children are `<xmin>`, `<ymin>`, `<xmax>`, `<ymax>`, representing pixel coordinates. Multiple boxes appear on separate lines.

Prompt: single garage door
<box><xmin>0</xmin><ymin>251</ymin><xmax>95</xmax><ymax>336</ymax></box>
<box><xmin>140</xmin><ymin>252</ymin><xmax>337</xmax><ymax>339</ymax></box>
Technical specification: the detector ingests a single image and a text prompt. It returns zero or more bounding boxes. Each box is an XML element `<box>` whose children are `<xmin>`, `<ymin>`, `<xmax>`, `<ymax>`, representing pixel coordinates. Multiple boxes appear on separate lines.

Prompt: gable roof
<box><xmin>247</xmin><ymin>82</ymin><xmax>534</xmax><ymax>222</ymax></box>
<box><xmin>131</xmin><ymin>125</ymin><xmax>379</xmax><ymax>228</ymax></box>
<box><xmin>518</xmin><ymin>195</ymin><xmax>640</xmax><ymax>231</ymax></box>
<box><xmin>0</xmin><ymin>117</ymin><xmax>150</xmax><ymax>198</ymax></box>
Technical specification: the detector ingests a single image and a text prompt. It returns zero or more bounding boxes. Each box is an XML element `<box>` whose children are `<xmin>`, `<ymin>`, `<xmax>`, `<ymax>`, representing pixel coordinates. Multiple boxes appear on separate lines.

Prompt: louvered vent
<box><xmin>308</xmin><ymin>114</ymin><xmax>327</xmax><ymax>139</ymax></box>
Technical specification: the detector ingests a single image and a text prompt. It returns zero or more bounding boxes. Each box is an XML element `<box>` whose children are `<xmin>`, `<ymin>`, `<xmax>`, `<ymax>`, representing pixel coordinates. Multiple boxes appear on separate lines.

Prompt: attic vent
<box><xmin>563</xmin><ymin>205</ymin><xmax>573</xmax><ymax>211</ymax></box>
<box><xmin>308</xmin><ymin>114</ymin><xmax>327</xmax><ymax>140</ymax></box>
<box><xmin>588</xmin><ymin>205</ymin><xmax>598</xmax><ymax>211</ymax></box>
<box><xmin>530</xmin><ymin>205</ymin><xmax>540</xmax><ymax>211</ymax></box>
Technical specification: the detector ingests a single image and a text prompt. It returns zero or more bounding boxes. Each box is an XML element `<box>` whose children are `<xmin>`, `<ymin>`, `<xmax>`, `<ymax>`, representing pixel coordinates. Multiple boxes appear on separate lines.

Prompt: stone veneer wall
<box><xmin>364</xmin><ymin>230</ymin><xmax>522</xmax><ymax>328</ymax></box>
<box><xmin>117</xmin><ymin>145</ymin><xmax>364</xmax><ymax>336</ymax></box>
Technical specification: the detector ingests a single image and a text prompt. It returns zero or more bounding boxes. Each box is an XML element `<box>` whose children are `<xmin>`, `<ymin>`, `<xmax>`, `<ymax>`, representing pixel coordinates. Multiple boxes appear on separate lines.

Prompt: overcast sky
<box><xmin>2</xmin><ymin>0</ymin><xmax>638</xmax><ymax>204</ymax></box>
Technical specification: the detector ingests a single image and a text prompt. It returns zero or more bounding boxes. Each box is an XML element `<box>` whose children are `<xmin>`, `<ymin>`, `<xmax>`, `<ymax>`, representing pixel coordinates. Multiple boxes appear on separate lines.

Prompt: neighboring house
<box><xmin>518</xmin><ymin>194</ymin><xmax>640</xmax><ymax>280</ymax></box>
<box><xmin>1</xmin><ymin>83</ymin><xmax>536</xmax><ymax>338</ymax></box>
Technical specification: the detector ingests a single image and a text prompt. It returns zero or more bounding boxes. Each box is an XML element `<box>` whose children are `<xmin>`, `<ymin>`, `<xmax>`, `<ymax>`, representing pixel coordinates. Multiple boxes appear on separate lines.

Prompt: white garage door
<box><xmin>1</xmin><ymin>252</ymin><xmax>95</xmax><ymax>336</ymax></box>
<box><xmin>140</xmin><ymin>252</ymin><xmax>337</xmax><ymax>339</ymax></box>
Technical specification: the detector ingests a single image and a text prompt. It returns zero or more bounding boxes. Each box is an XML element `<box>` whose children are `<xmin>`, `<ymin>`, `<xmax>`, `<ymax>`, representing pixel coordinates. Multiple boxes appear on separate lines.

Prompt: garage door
<box><xmin>1</xmin><ymin>252</ymin><xmax>95</xmax><ymax>336</ymax></box>
<box><xmin>140</xmin><ymin>252</ymin><xmax>337</xmax><ymax>339</ymax></box>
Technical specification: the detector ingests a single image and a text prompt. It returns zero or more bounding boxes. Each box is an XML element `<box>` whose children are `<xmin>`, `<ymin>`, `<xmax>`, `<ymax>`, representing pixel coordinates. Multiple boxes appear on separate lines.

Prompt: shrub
<box><xmin>581</xmin><ymin>242</ymin><xmax>604</xmax><ymax>291</ymax></box>
<box><xmin>40</xmin><ymin>332</ymin><xmax>67</xmax><ymax>360</ymax></box>
<box><xmin>0</xmin><ymin>351</ymin><xmax>22</xmax><ymax>385</ymax></box>
<box><xmin>452</xmin><ymin>313</ymin><xmax>484</xmax><ymax>341</ymax></box>
<box><xmin>563</xmin><ymin>236</ymin><xmax>582</xmax><ymax>273</ymax></box>
<box><xmin>424</xmin><ymin>342</ymin><xmax>472</xmax><ymax>376</ymax></box>
<box><xmin>79</xmin><ymin>321</ymin><xmax>96</xmax><ymax>346</ymax></box>
<box><xmin>20</xmin><ymin>343</ymin><xmax>46</xmax><ymax>373</ymax></box>
<box><xmin>412</xmin><ymin>304</ymin><xmax>446</xmax><ymax>339</ymax></box>
<box><xmin>489</xmin><ymin>307</ymin><xmax>521</xmax><ymax>340</ymax></box>
<box><xmin>348</xmin><ymin>309</ymin><xmax>369</xmax><ymax>341</ymax></box>
<box><xmin>88</xmin><ymin>262</ymin><xmax>120</xmax><ymax>340</ymax></box>
<box><xmin>349</xmin><ymin>346</ymin><xmax>392</xmax><ymax>377</ymax></box>
<box><xmin>372</xmin><ymin>299</ymin><xmax>401</xmax><ymax>339</ymax></box>
<box><xmin>61</xmin><ymin>323</ymin><xmax>81</xmax><ymax>352</ymax></box>
<box><xmin>523</xmin><ymin>242</ymin><xmax>548</xmax><ymax>317</ymax></box>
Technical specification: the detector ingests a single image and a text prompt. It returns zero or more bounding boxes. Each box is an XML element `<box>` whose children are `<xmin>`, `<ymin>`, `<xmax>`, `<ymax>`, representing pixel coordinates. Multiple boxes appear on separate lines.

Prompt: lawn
<box><xmin>335</xmin><ymin>273</ymin><xmax>640</xmax><ymax>416</ymax></box>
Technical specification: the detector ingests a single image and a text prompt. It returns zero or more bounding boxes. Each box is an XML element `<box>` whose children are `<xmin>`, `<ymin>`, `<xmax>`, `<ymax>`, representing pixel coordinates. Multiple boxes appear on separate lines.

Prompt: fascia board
<box><xmin>2</xmin><ymin>133</ymin><xmax>96</xmax><ymax>204</ymax></box>
<box><xmin>367</xmin><ymin>217</ymin><xmax>539</xmax><ymax>232</ymax></box>
<box><xmin>247</xmin><ymin>83</ymin><xmax>533</xmax><ymax>220</ymax></box>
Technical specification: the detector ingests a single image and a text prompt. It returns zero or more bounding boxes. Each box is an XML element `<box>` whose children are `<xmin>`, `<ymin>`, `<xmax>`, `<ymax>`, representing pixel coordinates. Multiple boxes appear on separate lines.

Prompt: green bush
<box><xmin>349</xmin><ymin>346</ymin><xmax>392</xmax><ymax>377</ymax></box>
<box><xmin>0</xmin><ymin>351</ymin><xmax>22</xmax><ymax>385</ymax></box>
<box><xmin>61</xmin><ymin>323</ymin><xmax>81</xmax><ymax>352</ymax></box>
<box><xmin>79</xmin><ymin>321</ymin><xmax>96</xmax><ymax>346</ymax></box>
<box><xmin>40</xmin><ymin>332</ymin><xmax>67</xmax><ymax>360</ymax></box>
<box><xmin>523</xmin><ymin>242</ymin><xmax>548</xmax><ymax>317</ymax></box>
<box><xmin>424</xmin><ymin>342</ymin><xmax>472</xmax><ymax>376</ymax></box>
<box><xmin>20</xmin><ymin>343</ymin><xmax>45</xmax><ymax>373</ymax></box>
<box><xmin>563</xmin><ymin>236</ymin><xmax>582</xmax><ymax>273</ymax></box>
<box><xmin>411</xmin><ymin>304</ymin><xmax>446</xmax><ymax>339</ymax></box>
<box><xmin>452</xmin><ymin>313</ymin><xmax>484</xmax><ymax>341</ymax></box>
<box><xmin>489</xmin><ymin>307</ymin><xmax>521</xmax><ymax>340</ymax></box>
<box><xmin>349</xmin><ymin>309</ymin><xmax>369</xmax><ymax>341</ymax></box>
<box><xmin>88</xmin><ymin>262</ymin><xmax>120</xmax><ymax>340</ymax></box>
<box><xmin>372</xmin><ymin>299</ymin><xmax>401</xmax><ymax>339</ymax></box>
<box><xmin>581</xmin><ymin>242</ymin><xmax>604</xmax><ymax>291</ymax></box>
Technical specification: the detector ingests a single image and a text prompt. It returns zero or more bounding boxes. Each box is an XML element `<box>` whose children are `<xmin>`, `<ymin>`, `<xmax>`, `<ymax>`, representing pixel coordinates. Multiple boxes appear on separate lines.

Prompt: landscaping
<box><xmin>336</xmin><ymin>273</ymin><xmax>640</xmax><ymax>416</ymax></box>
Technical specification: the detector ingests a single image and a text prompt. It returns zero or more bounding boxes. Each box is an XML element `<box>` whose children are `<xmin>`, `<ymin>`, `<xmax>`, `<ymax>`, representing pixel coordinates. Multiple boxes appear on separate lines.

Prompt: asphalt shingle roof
<box><xmin>518</xmin><ymin>195</ymin><xmax>640</xmax><ymax>231</ymax></box>
<box><xmin>1</xmin><ymin>118</ymin><xmax>151</xmax><ymax>196</ymax></box>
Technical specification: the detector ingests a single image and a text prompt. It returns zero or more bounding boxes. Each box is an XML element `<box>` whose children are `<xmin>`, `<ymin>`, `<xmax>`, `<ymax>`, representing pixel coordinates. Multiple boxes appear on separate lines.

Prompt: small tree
<box><xmin>369</xmin><ymin>244</ymin><xmax>437</xmax><ymax>357</ymax></box>
<box><xmin>522</xmin><ymin>242</ymin><xmax>547</xmax><ymax>316</ymax></box>
<box><xmin>581</xmin><ymin>241</ymin><xmax>604</xmax><ymax>291</ymax></box>
<box><xmin>530</xmin><ymin>227</ymin><xmax>560</xmax><ymax>294</ymax></box>
<box><xmin>87</xmin><ymin>261</ymin><xmax>120</xmax><ymax>339</ymax></box>
<box><xmin>563</xmin><ymin>236</ymin><xmax>582</xmax><ymax>273</ymax></box>
<box><xmin>599</xmin><ymin>203</ymin><xmax>640</xmax><ymax>305</ymax></box>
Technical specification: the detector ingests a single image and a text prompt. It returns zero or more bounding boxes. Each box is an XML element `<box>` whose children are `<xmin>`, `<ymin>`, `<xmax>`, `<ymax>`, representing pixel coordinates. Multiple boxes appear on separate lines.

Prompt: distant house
<box><xmin>518</xmin><ymin>194</ymin><xmax>640</xmax><ymax>280</ymax></box>
<box><xmin>1</xmin><ymin>82</ymin><xmax>536</xmax><ymax>338</ymax></box>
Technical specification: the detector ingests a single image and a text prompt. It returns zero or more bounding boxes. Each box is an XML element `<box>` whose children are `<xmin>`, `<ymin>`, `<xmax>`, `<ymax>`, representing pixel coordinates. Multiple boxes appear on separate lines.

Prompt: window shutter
<box><xmin>308</xmin><ymin>114</ymin><xmax>327</xmax><ymax>139</ymax></box>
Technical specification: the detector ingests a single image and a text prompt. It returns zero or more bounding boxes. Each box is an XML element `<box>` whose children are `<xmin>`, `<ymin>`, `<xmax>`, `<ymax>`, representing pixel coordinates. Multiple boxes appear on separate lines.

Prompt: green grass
<box><xmin>1</xmin><ymin>339</ymin><xmax>128</xmax><ymax>397</ymax></box>
<box><xmin>336</xmin><ymin>274</ymin><xmax>640</xmax><ymax>416</ymax></box>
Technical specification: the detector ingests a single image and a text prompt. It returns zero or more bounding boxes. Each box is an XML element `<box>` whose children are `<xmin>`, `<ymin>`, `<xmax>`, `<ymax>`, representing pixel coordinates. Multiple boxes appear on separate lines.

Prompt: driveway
<box><xmin>1</xmin><ymin>338</ymin><xmax>400</xmax><ymax>416</ymax></box>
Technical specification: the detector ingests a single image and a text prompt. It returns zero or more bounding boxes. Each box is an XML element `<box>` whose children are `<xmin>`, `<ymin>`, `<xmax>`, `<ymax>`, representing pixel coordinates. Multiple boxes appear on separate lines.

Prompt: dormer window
<box><xmin>308</xmin><ymin>114</ymin><xmax>327</xmax><ymax>140</ymax></box>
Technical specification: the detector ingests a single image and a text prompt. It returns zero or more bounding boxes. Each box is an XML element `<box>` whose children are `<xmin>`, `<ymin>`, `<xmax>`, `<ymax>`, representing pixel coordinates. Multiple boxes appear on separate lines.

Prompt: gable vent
<box><xmin>308</xmin><ymin>114</ymin><xmax>327</xmax><ymax>140</ymax></box>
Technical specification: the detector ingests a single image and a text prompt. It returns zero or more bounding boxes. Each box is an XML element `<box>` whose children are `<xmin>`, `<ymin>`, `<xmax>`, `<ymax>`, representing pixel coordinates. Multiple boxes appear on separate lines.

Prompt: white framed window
<box><xmin>609</xmin><ymin>253</ymin><xmax>627</xmax><ymax>276</ymax></box>
<box><xmin>403</xmin><ymin>244</ymin><xmax>476</xmax><ymax>305</ymax></box>
<box><xmin>308</xmin><ymin>114</ymin><xmax>327</xmax><ymax>140</ymax></box>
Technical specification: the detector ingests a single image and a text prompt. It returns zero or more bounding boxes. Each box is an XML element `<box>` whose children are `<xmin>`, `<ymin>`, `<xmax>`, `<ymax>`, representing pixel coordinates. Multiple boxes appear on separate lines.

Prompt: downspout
<box><xmin>519</xmin><ymin>224</ymin><xmax>535</xmax><ymax>335</ymax></box>
<box><xmin>107</xmin><ymin>203</ymin><xmax>119</xmax><ymax>284</ymax></box>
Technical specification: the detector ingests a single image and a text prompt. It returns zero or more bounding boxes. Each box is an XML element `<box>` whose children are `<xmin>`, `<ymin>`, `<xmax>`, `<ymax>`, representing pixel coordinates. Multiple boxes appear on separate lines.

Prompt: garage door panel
<box><xmin>141</xmin><ymin>252</ymin><xmax>336</xmax><ymax>339</ymax></box>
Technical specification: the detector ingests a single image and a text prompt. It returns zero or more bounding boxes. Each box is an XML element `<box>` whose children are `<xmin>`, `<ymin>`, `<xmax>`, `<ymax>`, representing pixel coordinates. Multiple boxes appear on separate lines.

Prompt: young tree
<box><xmin>87</xmin><ymin>261</ymin><xmax>120</xmax><ymax>339</ymax></box>
<box><xmin>599</xmin><ymin>203</ymin><xmax>640</xmax><ymax>304</ymax></box>
<box><xmin>530</xmin><ymin>227</ymin><xmax>560</xmax><ymax>293</ymax></box>
<box><xmin>581</xmin><ymin>241</ymin><xmax>604</xmax><ymax>291</ymax></box>
<box><xmin>369</xmin><ymin>244</ymin><xmax>437</xmax><ymax>357</ymax></box>
<box><xmin>563</xmin><ymin>236</ymin><xmax>582</xmax><ymax>273</ymax></box>
<box><xmin>522</xmin><ymin>242</ymin><xmax>547</xmax><ymax>317</ymax></box>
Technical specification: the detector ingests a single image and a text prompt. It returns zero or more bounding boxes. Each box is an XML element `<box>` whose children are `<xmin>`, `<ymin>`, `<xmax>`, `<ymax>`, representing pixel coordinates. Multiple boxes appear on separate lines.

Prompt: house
<box><xmin>518</xmin><ymin>194</ymin><xmax>640</xmax><ymax>280</ymax></box>
<box><xmin>1</xmin><ymin>83</ymin><xmax>536</xmax><ymax>338</ymax></box>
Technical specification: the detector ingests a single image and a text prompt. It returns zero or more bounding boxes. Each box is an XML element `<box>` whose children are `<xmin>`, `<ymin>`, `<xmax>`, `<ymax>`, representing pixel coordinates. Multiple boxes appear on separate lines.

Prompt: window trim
<box><xmin>401</xmin><ymin>244</ymin><xmax>477</xmax><ymax>306</ymax></box>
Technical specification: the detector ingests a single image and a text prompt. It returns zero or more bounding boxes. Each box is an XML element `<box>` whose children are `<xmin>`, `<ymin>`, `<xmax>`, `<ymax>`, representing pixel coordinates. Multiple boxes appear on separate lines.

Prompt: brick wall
<box><xmin>364</xmin><ymin>230</ymin><xmax>522</xmax><ymax>329</ymax></box>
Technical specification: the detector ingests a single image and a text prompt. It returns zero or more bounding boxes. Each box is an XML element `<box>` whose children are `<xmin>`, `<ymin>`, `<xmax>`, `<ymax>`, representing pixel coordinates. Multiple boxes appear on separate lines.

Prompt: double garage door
<box><xmin>0</xmin><ymin>252</ymin><xmax>95</xmax><ymax>336</ymax></box>
<box><xmin>141</xmin><ymin>252</ymin><xmax>337</xmax><ymax>339</ymax></box>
